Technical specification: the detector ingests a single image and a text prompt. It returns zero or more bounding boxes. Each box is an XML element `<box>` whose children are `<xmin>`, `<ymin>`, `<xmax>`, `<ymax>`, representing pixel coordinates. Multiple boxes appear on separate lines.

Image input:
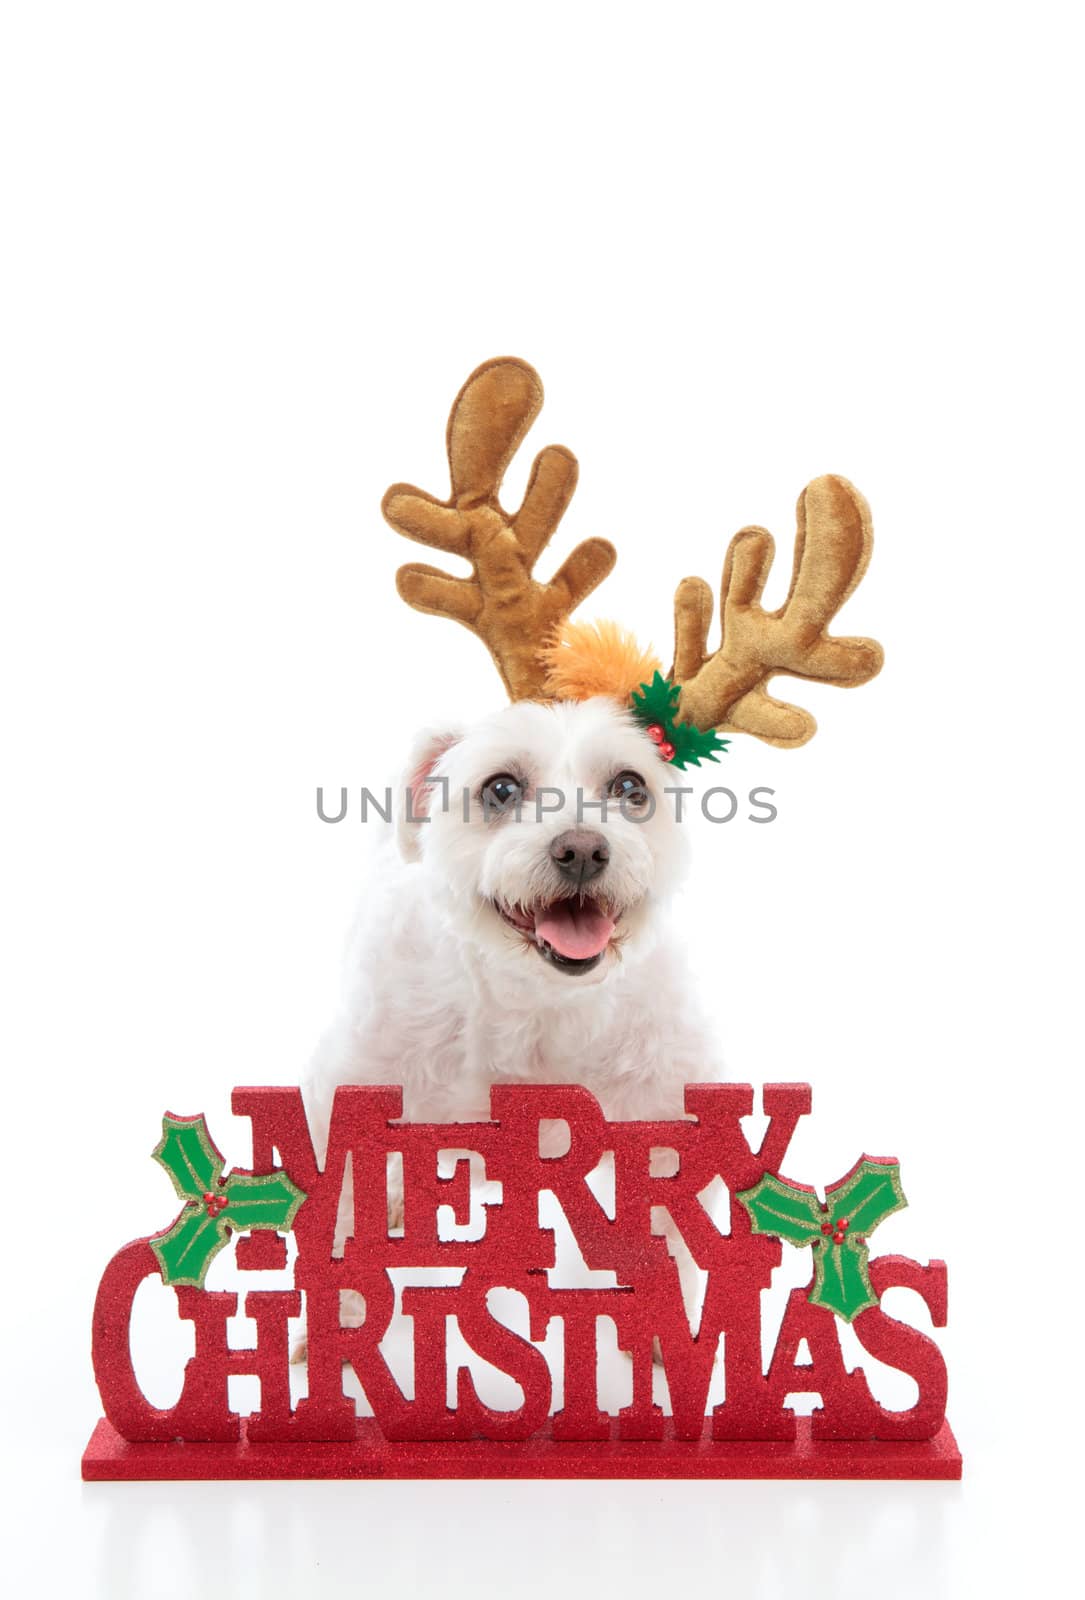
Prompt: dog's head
<box><xmin>398</xmin><ymin>698</ymin><xmax>687</xmax><ymax>985</ymax></box>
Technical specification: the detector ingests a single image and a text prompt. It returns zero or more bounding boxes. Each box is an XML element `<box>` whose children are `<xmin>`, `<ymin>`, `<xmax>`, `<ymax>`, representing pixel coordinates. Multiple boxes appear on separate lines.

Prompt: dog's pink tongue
<box><xmin>534</xmin><ymin>901</ymin><xmax>615</xmax><ymax>960</ymax></box>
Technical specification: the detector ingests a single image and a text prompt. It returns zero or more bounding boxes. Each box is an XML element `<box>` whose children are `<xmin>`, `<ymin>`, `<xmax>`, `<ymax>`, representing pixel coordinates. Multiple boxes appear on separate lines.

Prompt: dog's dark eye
<box><xmin>480</xmin><ymin>772</ymin><xmax>523</xmax><ymax>812</ymax></box>
<box><xmin>608</xmin><ymin>770</ymin><xmax>649</xmax><ymax>805</ymax></box>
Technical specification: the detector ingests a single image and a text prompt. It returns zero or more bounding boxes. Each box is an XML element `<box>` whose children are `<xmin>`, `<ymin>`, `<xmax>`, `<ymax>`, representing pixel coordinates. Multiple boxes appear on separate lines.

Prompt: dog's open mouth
<box><xmin>493</xmin><ymin>895</ymin><xmax>619</xmax><ymax>976</ymax></box>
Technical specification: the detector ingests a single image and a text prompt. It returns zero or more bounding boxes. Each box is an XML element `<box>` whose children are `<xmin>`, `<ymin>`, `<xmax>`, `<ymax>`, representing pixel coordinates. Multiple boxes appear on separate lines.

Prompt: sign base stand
<box><xmin>83</xmin><ymin>1416</ymin><xmax>962</xmax><ymax>1482</ymax></box>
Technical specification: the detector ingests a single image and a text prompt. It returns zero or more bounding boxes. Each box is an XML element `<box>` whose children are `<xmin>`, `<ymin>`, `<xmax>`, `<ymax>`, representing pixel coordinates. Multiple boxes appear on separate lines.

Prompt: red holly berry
<box><xmin>838</xmin><ymin>1217</ymin><xmax>849</xmax><ymax>1230</ymax></box>
<box><xmin>833</xmin><ymin>1232</ymin><xmax>845</xmax><ymax>1244</ymax></box>
<box><xmin>646</xmin><ymin>724</ymin><xmax>665</xmax><ymax>744</ymax></box>
<box><xmin>820</xmin><ymin>1222</ymin><xmax>832</xmax><ymax>1234</ymax></box>
<box><xmin>202</xmin><ymin>1192</ymin><xmax>214</xmax><ymax>1204</ymax></box>
<box><xmin>659</xmin><ymin>741</ymin><xmax>676</xmax><ymax>761</ymax></box>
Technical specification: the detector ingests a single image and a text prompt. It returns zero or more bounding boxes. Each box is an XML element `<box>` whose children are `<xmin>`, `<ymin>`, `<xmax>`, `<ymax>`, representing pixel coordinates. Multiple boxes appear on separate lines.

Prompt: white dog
<box><xmin>301</xmin><ymin>695</ymin><xmax>719</xmax><ymax>1338</ymax></box>
<box><xmin>307</xmin><ymin>696</ymin><xmax>716</xmax><ymax>1137</ymax></box>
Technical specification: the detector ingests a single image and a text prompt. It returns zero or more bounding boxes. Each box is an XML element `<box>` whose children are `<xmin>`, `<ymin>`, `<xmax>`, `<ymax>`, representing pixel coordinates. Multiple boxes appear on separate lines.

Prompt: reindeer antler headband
<box><xmin>383</xmin><ymin>358</ymin><xmax>883</xmax><ymax>758</ymax></box>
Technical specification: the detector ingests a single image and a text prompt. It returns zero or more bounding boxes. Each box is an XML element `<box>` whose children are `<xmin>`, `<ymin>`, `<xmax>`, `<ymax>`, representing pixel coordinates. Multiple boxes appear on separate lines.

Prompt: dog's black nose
<box><xmin>550</xmin><ymin>829</ymin><xmax>609</xmax><ymax>885</ymax></box>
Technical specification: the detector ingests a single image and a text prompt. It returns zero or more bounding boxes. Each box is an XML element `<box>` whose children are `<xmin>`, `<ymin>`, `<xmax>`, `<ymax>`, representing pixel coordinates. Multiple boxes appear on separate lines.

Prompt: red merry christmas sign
<box><xmin>83</xmin><ymin>1082</ymin><xmax>961</xmax><ymax>1479</ymax></box>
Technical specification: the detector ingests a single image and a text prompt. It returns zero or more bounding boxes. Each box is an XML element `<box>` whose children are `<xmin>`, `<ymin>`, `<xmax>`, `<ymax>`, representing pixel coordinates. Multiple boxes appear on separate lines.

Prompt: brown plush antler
<box><xmin>671</xmin><ymin>475</ymin><xmax>884</xmax><ymax>748</ymax></box>
<box><xmin>383</xmin><ymin>358</ymin><xmax>616</xmax><ymax>701</ymax></box>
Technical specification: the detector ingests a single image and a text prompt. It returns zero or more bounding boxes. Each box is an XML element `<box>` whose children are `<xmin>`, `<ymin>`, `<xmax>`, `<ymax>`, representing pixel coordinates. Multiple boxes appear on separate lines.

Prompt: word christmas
<box><xmin>84</xmin><ymin>1083</ymin><xmax>961</xmax><ymax>1479</ymax></box>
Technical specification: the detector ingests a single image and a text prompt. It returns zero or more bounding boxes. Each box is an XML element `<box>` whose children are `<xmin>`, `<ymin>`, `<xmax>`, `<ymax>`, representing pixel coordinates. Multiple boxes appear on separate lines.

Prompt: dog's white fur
<box><xmin>306</xmin><ymin>698</ymin><xmax>719</xmax><ymax>1164</ymax></box>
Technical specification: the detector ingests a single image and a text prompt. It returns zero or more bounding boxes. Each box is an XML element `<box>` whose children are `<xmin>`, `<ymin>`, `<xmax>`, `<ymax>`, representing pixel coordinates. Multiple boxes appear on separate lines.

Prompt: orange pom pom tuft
<box><xmin>540</xmin><ymin>620</ymin><xmax>663</xmax><ymax>704</ymax></box>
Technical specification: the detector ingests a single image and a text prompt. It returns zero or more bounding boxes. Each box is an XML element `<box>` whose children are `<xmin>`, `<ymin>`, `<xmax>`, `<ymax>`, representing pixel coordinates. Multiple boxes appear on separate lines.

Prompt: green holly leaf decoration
<box><xmin>149</xmin><ymin>1112</ymin><xmax>307</xmax><ymax>1289</ymax></box>
<box><xmin>810</xmin><ymin>1228</ymin><xmax>880</xmax><ymax>1322</ymax></box>
<box><xmin>630</xmin><ymin>672</ymin><xmax>729</xmax><ymax>771</ymax></box>
<box><xmin>152</xmin><ymin>1112</ymin><xmax>225</xmax><ymax>1202</ymax></box>
<box><xmin>737</xmin><ymin>1171</ymin><xmax>825</xmax><ymax>1245</ymax></box>
<box><xmin>667</xmin><ymin>719</ymin><xmax>731</xmax><ymax>771</ymax></box>
<box><xmin>631</xmin><ymin>670</ymin><xmax>682</xmax><ymax>728</ymax></box>
<box><xmin>736</xmin><ymin>1156</ymin><xmax>907</xmax><ymax>1323</ymax></box>
<box><xmin>151</xmin><ymin>1204</ymin><xmax>229</xmax><ymax>1290</ymax></box>
<box><xmin>825</xmin><ymin>1157</ymin><xmax>908</xmax><ymax>1239</ymax></box>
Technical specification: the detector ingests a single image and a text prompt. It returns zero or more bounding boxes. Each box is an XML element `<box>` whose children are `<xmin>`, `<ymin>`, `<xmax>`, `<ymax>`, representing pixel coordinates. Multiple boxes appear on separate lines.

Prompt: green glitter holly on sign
<box><xmin>736</xmin><ymin>1156</ymin><xmax>907</xmax><ymax>1322</ymax></box>
<box><xmin>150</xmin><ymin>1112</ymin><xmax>307</xmax><ymax>1288</ymax></box>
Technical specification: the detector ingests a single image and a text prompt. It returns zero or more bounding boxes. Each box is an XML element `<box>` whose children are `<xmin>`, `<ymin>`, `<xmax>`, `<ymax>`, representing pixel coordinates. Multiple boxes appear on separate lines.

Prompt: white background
<box><xmin>1</xmin><ymin>2</ymin><xmax>1081</xmax><ymax>1596</ymax></box>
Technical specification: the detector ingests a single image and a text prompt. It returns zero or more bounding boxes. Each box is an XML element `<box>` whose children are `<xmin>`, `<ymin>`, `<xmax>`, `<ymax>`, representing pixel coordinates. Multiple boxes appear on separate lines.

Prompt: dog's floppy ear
<box><xmin>397</xmin><ymin>728</ymin><xmax>462</xmax><ymax>862</ymax></box>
